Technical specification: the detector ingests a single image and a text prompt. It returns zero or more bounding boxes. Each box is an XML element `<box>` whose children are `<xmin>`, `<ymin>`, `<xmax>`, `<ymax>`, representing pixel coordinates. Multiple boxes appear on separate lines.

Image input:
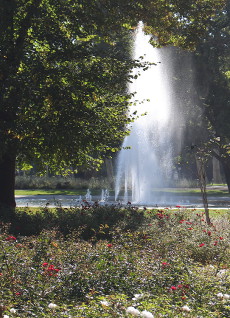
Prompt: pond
<box><xmin>15</xmin><ymin>193</ymin><xmax>230</xmax><ymax>209</ymax></box>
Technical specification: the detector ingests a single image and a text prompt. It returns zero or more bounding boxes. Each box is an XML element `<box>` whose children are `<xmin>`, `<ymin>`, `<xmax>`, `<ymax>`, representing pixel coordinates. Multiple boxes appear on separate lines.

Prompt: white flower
<box><xmin>217</xmin><ymin>292</ymin><xmax>224</xmax><ymax>298</ymax></box>
<box><xmin>3</xmin><ymin>315</ymin><xmax>10</xmax><ymax>318</ymax></box>
<box><xmin>100</xmin><ymin>300</ymin><xmax>110</xmax><ymax>307</ymax></box>
<box><xmin>181</xmin><ymin>305</ymin><xmax>191</xmax><ymax>312</ymax></box>
<box><xmin>141</xmin><ymin>310</ymin><xmax>154</xmax><ymax>318</ymax></box>
<box><xmin>223</xmin><ymin>294</ymin><xmax>230</xmax><ymax>300</ymax></box>
<box><xmin>10</xmin><ymin>308</ymin><xmax>17</xmax><ymax>314</ymax></box>
<box><xmin>217</xmin><ymin>269</ymin><xmax>228</xmax><ymax>277</ymax></box>
<box><xmin>126</xmin><ymin>306</ymin><xmax>141</xmax><ymax>316</ymax></box>
<box><xmin>48</xmin><ymin>303</ymin><xmax>58</xmax><ymax>309</ymax></box>
<box><xmin>132</xmin><ymin>293</ymin><xmax>144</xmax><ymax>301</ymax></box>
<box><xmin>208</xmin><ymin>265</ymin><xmax>215</xmax><ymax>269</ymax></box>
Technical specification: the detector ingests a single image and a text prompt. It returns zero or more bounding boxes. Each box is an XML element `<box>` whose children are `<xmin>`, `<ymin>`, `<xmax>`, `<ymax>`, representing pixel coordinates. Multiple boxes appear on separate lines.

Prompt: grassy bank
<box><xmin>15</xmin><ymin>187</ymin><xmax>230</xmax><ymax>197</ymax></box>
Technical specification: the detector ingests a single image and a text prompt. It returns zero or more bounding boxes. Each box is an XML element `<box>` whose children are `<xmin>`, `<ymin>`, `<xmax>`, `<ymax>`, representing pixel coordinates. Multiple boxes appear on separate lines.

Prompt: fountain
<box><xmin>85</xmin><ymin>189</ymin><xmax>92</xmax><ymax>202</ymax></box>
<box><xmin>115</xmin><ymin>22</ymin><xmax>181</xmax><ymax>205</ymax></box>
<box><xmin>100</xmin><ymin>189</ymin><xmax>110</xmax><ymax>203</ymax></box>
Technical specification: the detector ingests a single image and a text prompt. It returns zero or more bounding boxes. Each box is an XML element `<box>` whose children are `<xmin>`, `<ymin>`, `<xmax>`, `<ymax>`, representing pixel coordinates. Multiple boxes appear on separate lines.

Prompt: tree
<box><xmin>0</xmin><ymin>0</ymin><xmax>226</xmax><ymax>211</ymax></box>
<box><xmin>190</xmin><ymin>0</ymin><xmax>230</xmax><ymax>191</ymax></box>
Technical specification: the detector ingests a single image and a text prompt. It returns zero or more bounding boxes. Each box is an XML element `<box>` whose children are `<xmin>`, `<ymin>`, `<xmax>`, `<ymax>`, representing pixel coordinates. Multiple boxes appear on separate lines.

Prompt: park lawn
<box><xmin>15</xmin><ymin>187</ymin><xmax>230</xmax><ymax>196</ymax></box>
<box><xmin>0</xmin><ymin>206</ymin><xmax>229</xmax><ymax>317</ymax></box>
<box><xmin>15</xmin><ymin>189</ymin><xmax>89</xmax><ymax>196</ymax></box>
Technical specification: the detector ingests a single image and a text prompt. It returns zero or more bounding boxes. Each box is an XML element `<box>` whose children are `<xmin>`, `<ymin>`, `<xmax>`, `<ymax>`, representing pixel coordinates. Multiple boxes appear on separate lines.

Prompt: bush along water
<box><xmin>0</xmin><ymin>206</ymin><xmax>229</xmax><ymax>317</ymax></box>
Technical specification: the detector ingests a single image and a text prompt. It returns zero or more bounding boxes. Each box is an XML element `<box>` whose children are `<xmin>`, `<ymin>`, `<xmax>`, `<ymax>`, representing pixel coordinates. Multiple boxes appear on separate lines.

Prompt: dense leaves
<box><xmin>0</xmin><ymin>0</ymin><xmax>227</xmax><ymax>207</ymax></box>
<box><xmin>0</xmin><ymin>0</ymin><xmax>226</xmax><ymax>171</ymax></box>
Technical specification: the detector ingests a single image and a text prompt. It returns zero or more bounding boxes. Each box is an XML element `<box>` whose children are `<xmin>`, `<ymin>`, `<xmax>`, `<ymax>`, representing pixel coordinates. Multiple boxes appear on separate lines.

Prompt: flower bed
<box><xmin>0</xmin><ymin>207</ymin><xmax>229</xmax><ymax>317</ymax></box>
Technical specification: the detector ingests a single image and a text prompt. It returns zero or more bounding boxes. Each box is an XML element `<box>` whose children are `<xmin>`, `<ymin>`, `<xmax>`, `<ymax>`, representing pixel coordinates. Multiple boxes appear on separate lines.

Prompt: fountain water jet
<box><xmin>115</xmin><ymin>22</ymin><xmax>178</xmax><ymax>205</ymax></box>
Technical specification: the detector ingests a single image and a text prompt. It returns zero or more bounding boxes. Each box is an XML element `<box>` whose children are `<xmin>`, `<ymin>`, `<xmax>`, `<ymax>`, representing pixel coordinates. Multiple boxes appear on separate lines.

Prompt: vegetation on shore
<box><xmin>15</xmin><ymin>187</ymin><xmax>230</xmax><ymax>197</ymax></box>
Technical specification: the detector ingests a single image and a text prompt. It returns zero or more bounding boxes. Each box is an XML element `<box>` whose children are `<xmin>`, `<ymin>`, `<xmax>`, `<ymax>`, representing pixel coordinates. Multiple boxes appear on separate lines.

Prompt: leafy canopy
<box><xmin>0</xmin><ymin>0</ymin><xmax>226</xmax><ymax>174</ymax></box>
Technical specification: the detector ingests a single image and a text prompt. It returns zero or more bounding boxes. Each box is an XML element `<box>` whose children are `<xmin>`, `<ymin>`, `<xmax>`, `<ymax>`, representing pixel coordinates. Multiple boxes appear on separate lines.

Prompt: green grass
<box><xmin>15</xmin><ymin>187</ymin><xmax>230</xmax><ymax>196</ymax></box>
<box><xmin>15</xmin><ymin>189</ymin><xmax>102</xmax><ymax>196</ymax></box>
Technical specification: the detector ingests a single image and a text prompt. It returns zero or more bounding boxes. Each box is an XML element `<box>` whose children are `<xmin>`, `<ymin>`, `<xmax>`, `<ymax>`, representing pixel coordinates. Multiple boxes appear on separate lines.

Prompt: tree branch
<box><xmin>14</xmin><ymin>0</ymin><xmax>43</xmax><ymax>65</ymax></box>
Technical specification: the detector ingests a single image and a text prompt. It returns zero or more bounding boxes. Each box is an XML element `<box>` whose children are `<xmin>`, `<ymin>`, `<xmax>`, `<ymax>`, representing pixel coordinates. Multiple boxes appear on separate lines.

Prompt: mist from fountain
<box><xmin>115</xmin><ymin>22</ymin><xmax>181</xmax><ymax>205</ymax></box>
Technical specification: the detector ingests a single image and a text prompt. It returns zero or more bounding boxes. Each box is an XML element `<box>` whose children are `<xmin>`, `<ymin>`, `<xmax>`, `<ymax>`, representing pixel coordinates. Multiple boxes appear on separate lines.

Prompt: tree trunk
<box><xmin>212</xmin><ymin>156</ymin><xmax>223</xmax><ymax>184</ymax></box>
<box><xmin>195</xmin><ymin>156</ymin><xmax>211</xmax><ymax>225</ymax></box>
<box><xmin>105</xmin><ymin>158</ymin><xmax>114</xmax><ymax>187</ymax></box>
<box><xmin>222</xmin><ymin>159</ymin><xmax>230</xmax><ymax>194</ymax></box>
<box><xmin>0</xmin><ymin>150</ymin><xmax>16</xmax><ymax>212</ymax></box>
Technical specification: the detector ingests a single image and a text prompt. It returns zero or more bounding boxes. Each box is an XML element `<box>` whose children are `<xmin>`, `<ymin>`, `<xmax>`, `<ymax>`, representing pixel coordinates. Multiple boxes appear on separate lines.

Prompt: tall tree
<box><xmin>0</xmin><ymin>0</ymin><xmax>226</xmax><ymax>210</ymax></box>
<box><xmin>191</xmin><ymin>0</ymin><xmax>230</xmax><ymax>190</ymax></box>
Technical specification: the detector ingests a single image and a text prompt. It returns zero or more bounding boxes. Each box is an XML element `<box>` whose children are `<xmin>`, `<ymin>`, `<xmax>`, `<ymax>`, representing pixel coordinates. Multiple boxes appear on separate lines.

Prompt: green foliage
<box><xmin>0</xmin><ymin>0</ymin><xmax>226</xmax><ymax>174</ymax></box>
<box><xmin>0</xmin><ymin>207</ymin><xmax>229</xmax><ymax>317</ymax></box>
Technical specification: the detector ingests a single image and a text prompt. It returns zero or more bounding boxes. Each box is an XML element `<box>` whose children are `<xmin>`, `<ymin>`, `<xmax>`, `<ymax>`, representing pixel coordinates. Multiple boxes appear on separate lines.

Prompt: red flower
<box><xmin>42</xmin><ymin>262</ymin><xmax>49</xmax><ymax>267</ymax></box>
<box><xmin>170</xmin><ymin>286</ymin><xmax>177</xmax><ymax>290</ymax></box>
<box><xmin>199</xmin><ymin>243</ymin><xmax>205</xmax><ymax>247</ymax></box>
<box><xmin>107</xmin><ymin>244</ymin><xmax>112</xmax><ymax>248</ymax></box>
<box><xmin>48</xmin><ymin>265</ymin><xmax>55</xmax><ymax>270</ymax></box>
<box><xmin>207</xmin><ymin>231</ymin><xmax>212</xmax><ymax>236</ymax></box>
<box><xmin>179</xmin><ymin>220</ymin><xmax>185</xmax><ymax>224</ymax></box>
<box><xmin>176</xmin><ymin>205</ymin><xmax>181</xmax><ymax>208</ymax></box>
<box><xmin>177</xmin><ymin>284</ymin><xmax>183</xmax><ymax>288</ymax></box>
<box><xmin>187</xmin><ymin>227</ymin><xmax>193</xmax><ymax>230</ymax></box>
<box><xmin>42</xmin><ymin>263</ymin><xmax>61</xmax><ymax>276</ymax></box>
<box><xmin>219</xmin><ymin>237</ymin><xmax>224</xmax><ymax>240</ymax></box>
<box><xmin>214</xmin><ymin>241</ymin><xmax>218</xmax><ymax>246</ymax></box>
<box><xmin>156</xmin><ymin>213</ymin><xmax>164</xmax><ymax>219</ymax></box>
<box><xmin>6</xmin><ymin>235</ymin><xmax>16</xmax><ymax>241</ymax></box>
<box><xmin>162</xmin><ymin>262</ymin><xmax>170</xmax><ymax>268</ymax></box>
